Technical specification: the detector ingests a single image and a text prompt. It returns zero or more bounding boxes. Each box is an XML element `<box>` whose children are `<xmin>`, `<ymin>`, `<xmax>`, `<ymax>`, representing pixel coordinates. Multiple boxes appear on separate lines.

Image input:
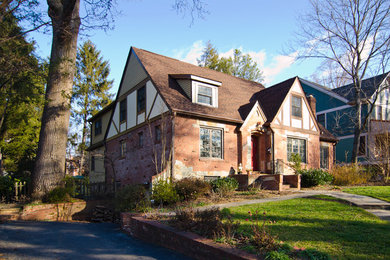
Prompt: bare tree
<box><xmin>297</xmin><ymin>0</ymin><xmax>390</xmax><ymax>163</ymax></box>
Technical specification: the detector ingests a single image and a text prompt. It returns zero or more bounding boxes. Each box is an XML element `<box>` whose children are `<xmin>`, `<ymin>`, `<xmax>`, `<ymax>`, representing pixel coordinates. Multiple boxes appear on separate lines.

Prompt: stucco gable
<box><xmin>240</xmin><ymin>101</ymin><xmax>267</xmax><ymax>132</ymax></box>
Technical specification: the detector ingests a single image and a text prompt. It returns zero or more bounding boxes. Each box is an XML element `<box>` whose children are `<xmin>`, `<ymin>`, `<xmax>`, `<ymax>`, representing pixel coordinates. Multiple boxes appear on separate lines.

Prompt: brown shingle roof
<box><xmin>319</xmin><ymin>123</ymin><xmax>338</xmax><ymax>143</ymax></box>
<box><xmin>133</xmin><ymin>47</ymin><xmax>265</xmax><ymax>123</ymax></box>
<box><xmin>250</xmin><ymin>77</ymin><xmax>296</xmax><ymax>123</ymax></box>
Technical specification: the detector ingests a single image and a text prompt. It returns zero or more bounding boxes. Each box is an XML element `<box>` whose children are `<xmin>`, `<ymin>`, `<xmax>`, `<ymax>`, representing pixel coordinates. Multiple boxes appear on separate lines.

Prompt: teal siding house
<box><xmin>300</xmin><ymin>72</ymin><xmax>390</xmax><ymax>163</ymax></box>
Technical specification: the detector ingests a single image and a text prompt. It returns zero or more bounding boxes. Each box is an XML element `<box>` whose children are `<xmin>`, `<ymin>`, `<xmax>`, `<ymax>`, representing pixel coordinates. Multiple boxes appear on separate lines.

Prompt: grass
<box><xmin>227</xmin><ymin>196</ymin><xmax>390</xmax><ymax>259</ymax></box>
<box><xmin>343</xmin><ymin>186</ymin><xmax>390</xmax><ymax>202</ymax></box>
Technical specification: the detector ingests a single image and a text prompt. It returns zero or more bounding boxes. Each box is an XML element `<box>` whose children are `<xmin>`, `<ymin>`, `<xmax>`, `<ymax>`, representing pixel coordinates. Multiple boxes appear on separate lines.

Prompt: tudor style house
<box><xmin>88</xmin><ymin>47</ymin><xmax>337</xmax><ymax>187</ymax></box>
<box><xmin>301</xmin><ymin>72</ymin><xmax>390</xmax><ymax>164</ymax></box>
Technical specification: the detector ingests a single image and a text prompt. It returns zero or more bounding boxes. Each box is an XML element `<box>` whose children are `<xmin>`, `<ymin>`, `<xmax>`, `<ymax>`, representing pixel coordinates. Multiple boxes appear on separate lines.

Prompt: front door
<box><xmin>251</xmin><ymin>135</ymin><xmax>259</xmax><ymax>171</ymax></box>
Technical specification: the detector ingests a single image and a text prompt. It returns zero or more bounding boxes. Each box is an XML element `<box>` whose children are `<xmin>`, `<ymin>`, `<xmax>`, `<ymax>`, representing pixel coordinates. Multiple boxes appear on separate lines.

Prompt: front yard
<box><xmin>342</xmin><ymin>186</ymin><xmax>390</xmax><ymax>202</ymax></box>
<box><xmin>227</xmin><ymin>196</ymin><xmax>390</xmax><ymax>259</ymax></box>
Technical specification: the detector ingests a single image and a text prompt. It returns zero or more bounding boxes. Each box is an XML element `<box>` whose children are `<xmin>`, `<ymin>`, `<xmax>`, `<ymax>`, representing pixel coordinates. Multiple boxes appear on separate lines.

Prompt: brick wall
<box><xmin>173</xmin><ymin>115</ymin><xmax>239</xmax><ymax>179</ymax></box>
<box><xmin>121</xmin><ymin>213</ymin><xmax>259</xmax><ymax>260</ymax></box>
<box><xmin>105</xmin><ymin>117</ymin><xmax>173</xmax><ymax>186</ymax></box>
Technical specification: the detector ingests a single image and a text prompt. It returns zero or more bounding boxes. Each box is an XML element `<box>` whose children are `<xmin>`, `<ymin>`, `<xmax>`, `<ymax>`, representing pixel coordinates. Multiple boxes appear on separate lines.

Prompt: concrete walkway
<box><xmin>196</xmin><ymin>190</ymin><xmax>390</xmax><ymax>222</ymax></box>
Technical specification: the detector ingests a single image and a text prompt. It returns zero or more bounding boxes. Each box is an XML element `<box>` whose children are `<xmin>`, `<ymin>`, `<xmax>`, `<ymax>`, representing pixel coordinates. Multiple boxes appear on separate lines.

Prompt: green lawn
<box><xmin>343</xmin><ymin>186</ymin><xmax>390</xmax><ymax>202</ymax></box>
<box><xmin>227</xmin><ymin>197</ymin><xmax>390</xmax><ymax>259</ymax></box>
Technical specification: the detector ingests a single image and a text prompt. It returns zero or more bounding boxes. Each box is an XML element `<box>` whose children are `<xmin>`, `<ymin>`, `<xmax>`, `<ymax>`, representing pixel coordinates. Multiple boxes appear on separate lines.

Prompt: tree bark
<box><xmin>31</xmin><ymin>0</ymin><xmax>80</xmax><ymax>200</ymax></box>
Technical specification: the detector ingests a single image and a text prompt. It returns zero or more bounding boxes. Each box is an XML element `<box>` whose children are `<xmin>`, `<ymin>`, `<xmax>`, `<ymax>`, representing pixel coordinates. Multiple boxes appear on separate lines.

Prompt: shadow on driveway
<box><xmin>0</xmin><ymin>221</ymin><xmax>190</xmax><ymax>259</ymax></box>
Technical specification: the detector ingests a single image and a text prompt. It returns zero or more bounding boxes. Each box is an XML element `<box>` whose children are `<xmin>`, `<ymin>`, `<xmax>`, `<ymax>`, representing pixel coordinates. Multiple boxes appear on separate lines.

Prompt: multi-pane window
<box><xmin>200</xmin><ymin>127</ymin><xmax>223</xmax><ymax>159</ymax></box>
<box><xmin>155</xmin><ymin>125</ymin><xmax>161</xmax><ymax>142</ymax></box>
<box><xmin>120</xmin><ymin>141</ymin><xmax>126</xmax><ymax>158</ymax></box>
<box><xmin>94</xmin><ymin>118</ymin><xmax>102</xmax><ymax>136</ymax></box>
<box><xmin>320</xmin><ymin>145</ymin><xmax>329</xmax><ymax>169</ymax></box>
<box><xmin>137</xmin><ymin>86</ymin><xmax>146</xmax><ymax>113</ymax></box>
<box><xmin>287</xmin><ymin>137</ymin><xmax>306</xmax><ymax>163</ymax></box>
<box><xmin>197</xmin><ymin>85</ymin><xmax>213</xmax><ymax>106</ymax></box>
<box><xmin>138</xmin><ymin>132</ymin><xmax>144</xmax><ymax>148</ymax></box>
<box><xmin>120</xmin><ymin>99</ymin><xmax>127</xmax><ymax>122</ymax></box>
<box><xmin>291</xmin><ymin>96</ymin><xmax>302</xmax><ymax>118</ymax></box>
<box><xmin>358</xmin><ymin>135</ymin><xmax>366</xmax><ymax>156</ymax></box>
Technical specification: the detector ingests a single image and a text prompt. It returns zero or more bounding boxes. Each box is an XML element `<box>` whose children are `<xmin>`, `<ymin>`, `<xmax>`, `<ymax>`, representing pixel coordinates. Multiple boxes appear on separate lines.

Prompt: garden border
<box><xmin>121</xmin><ymin>213</ymin><xmax>261</xmax><ymax>260</ymax></box>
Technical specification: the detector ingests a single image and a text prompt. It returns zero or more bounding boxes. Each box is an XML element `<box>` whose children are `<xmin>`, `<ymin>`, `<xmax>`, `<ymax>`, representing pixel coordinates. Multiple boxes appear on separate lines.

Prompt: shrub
<box><xmin>331</xmin><ymin>164</ymin><xmax>371</xmax><ymax>186</ymax></box>
<box><xmin>0</xmin><ymin>175</ymin><xmax>14</xmax><ymax>200</ymax></box>
<box><xmin>115</xmin><ymin>184</ymin><xmax>150</xmax><ymax>212</ymax></box>
<box><xmin>210</xmin><ymin>177</ymin><xmax>239</xmax><ymax>197</ymax></box>
<box><xmin>43</xmin><ymin>187</ymin><xmax>72</xmax><ymax>203</ymax></box>
<box><xmin>248</xmin><ymin>211</ymin><xmax>280</xmax><ymax>253</ymax></box>
<box><xmin>174</xmin><ymin>177</ymin><xmax>211</xmax><ymax>201</ymax></box>
<box><xmin>298</xmin><ymin>168</ymin><xmax>333</xmax><ymax>187</ymax></box>
<box><xmin>289</xmin><ymin>153</ymin><xmax>302</xmax><ymax>173</ymax></box>
<box><xmin>152</xmin><ymin>179</ymin><xmax>179</xmax><ymax>205</ymax></box>
<box><xmin>172</xmin><ymin>207</ymin><xmax>240</xmax><ymax>240</ymax></box>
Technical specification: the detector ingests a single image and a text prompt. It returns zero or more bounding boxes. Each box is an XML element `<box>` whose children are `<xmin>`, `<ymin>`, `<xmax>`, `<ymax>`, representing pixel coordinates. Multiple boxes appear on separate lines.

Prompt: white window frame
<box><xmin>199</xmin><ymin>126</ymin><xmax>224</xmax><ymax>159</ymax></box>
<box><xmin>192</xmin><ymin>81</ymin><xmax>218</xmax><ymax>108</ymax></box>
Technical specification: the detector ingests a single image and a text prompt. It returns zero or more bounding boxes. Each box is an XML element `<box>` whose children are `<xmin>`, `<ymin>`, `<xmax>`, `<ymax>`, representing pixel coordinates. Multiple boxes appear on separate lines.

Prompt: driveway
<box><xmin>0</xmin><ymin>221</ymin><xmax>190</xmax><ymax>260</ymax></box>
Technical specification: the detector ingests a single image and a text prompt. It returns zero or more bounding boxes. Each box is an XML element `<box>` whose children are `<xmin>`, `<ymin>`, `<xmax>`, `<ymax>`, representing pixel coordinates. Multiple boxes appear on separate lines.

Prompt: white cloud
<box><xmin>172</xmin><ymin>40</ymin><xmax>204</xmax><ymax>65</ymax></box>
<box><xmin>173</xmin><ymin>41</ymin><xmax>297</xmax><ymax>85</ymax></box>
<box><xmin>262</xmin><ymin>52</ymin><xmax>298</xmax><ymax>84</ymax></box>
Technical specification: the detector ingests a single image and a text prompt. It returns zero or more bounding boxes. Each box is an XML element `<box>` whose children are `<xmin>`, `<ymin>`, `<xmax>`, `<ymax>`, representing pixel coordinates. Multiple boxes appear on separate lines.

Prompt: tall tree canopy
<box><xmin>198</xmin><ymin>42</ymin><xmax>264</xmax><ymax>83</ymax></box>
<box><xmin>0</xmin><ymin>13</ymin><xmax>45</xmax><ymax>176</ymax></box>
<box><xmin>298</xmin><ymin>0</ymin><xmax>390</xmax><ymax>163</ymax></box>
<box><xmin>70</xmin><ymin>40</ymin><xmax>113</xmax><ymax>174</ymax></box>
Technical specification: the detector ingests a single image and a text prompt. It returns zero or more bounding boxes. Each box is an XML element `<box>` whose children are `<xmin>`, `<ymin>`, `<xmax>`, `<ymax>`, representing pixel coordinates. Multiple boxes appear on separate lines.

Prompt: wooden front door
<box><xmin>251</xmin><ymin>135</ymin><xmax>259</xmax><ymax>171</ymax></box>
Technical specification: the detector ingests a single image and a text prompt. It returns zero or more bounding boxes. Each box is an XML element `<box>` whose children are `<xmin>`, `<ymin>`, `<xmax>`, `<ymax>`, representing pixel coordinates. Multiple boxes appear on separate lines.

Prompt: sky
<box><xmin>30</xmin><ymin>0</ymin><xmax>321</xmax><ymax>93</ymax></box>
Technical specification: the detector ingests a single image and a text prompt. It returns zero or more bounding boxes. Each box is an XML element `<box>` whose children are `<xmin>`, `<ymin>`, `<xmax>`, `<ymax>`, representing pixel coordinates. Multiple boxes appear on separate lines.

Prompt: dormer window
<box><xmin>170</xmin><ymin>74</ymin><xmax>220</xmax><ymax>108</ymax></box>
<box><xmin>197</xmin><ymin>85</ymin><xmax>213</xmax><ymax>105</ymax></box>
<box><xmin>194</xmin><ymin>82</ymin><xmax>218</xmax><ymax>108</ymax></box>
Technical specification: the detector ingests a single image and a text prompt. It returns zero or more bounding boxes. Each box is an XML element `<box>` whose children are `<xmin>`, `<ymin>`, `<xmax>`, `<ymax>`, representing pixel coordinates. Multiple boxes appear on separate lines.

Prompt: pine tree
<box><xmin>70</xmin><ymin>40</ymin><xmax>113</xmax><ymax>175</ymax></box>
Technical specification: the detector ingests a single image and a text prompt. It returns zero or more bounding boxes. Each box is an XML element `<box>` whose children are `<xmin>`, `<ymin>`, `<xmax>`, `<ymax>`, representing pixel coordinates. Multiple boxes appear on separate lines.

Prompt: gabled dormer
<box><xmin>171</xmin><ymin>74</ymin><xmax>221</xmax><ymax>108</ymax></box>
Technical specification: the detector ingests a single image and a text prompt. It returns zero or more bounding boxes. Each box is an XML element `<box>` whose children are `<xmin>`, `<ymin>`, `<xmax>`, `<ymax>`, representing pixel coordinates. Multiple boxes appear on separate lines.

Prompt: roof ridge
<box><xmin>133</xmin><ymin>47</ymin><xmax>265</xmax><ymax>90</ymax></box>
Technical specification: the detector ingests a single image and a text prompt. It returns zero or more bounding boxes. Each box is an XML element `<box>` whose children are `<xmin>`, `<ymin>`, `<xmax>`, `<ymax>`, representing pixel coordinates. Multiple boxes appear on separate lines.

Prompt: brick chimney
<box><xmin>307</xmin><ymin>95</ymin><xmax>316</xmax><ymax>116</ymax></box>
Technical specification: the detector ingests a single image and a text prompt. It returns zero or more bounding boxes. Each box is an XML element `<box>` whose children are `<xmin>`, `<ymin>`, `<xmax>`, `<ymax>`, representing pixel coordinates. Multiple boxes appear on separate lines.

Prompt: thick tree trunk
<box><xmin>31</xmin><ymin>0</ymin><xmax>80</xmax><ymax>200</ymax></box>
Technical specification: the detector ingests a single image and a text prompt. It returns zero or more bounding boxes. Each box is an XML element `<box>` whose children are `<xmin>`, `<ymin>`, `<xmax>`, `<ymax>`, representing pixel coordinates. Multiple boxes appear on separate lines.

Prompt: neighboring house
<box><xmin>87</xmin><ymin>103</ymin><xmax>113</xmax><ymax>183</ymax></box>
<box><xmin>89</xmin><ymin>47</ymin><xmax>337</xmax><ymax>187</ymax></box>
<box><xmin>300</xmin><ymin>72</ymin><xmax>390</xmax><ymax>163</ymax></box>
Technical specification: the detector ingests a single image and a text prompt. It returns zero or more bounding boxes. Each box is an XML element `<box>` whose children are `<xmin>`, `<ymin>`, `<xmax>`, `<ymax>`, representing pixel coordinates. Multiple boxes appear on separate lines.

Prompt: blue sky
<box><xmin>30</xmin><ymin>0</ymin><xmax>321</xmax><ymax>92</ymax></box>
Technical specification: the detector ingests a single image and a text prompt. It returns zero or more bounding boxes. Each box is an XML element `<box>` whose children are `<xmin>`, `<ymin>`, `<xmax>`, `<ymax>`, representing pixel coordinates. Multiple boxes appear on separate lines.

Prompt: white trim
<box><xmin>240</xmin><ymin>101</ymin><xmax>267</xmax><ymax>131</ymax></box>
<box><xmin>191</xmin><ymin>75</ymin><xmax>222</xmax><ymax>86</ymax></box>
<box><xmin>316</xmin><ymin>105</ymin><xmax>351</xmax><ymax>114</ymax></box>
<box><xmin>299</xmin><ymin>78</ymin><xmax>349</xmax><ymax>103</ymax></box>
<box><xmin>337</xmin><ymin>133</ymin><xmax>368</xmax><ymax>140</ymax></box>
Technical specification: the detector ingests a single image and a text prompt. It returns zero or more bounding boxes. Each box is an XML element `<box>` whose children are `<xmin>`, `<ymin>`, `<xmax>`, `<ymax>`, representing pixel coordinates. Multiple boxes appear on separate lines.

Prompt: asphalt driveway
<box><xmin>0</xmin><ymin>221</ymin><xmax>190</xmax><ymax>260</ymax></box>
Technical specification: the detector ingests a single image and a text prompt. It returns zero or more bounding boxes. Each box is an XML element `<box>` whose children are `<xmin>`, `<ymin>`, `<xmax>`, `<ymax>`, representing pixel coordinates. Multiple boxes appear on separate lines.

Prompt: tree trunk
<box><xmin>351</xmin><ymin>89</ymin><xmax>362</xmax><ymax>163</ymax></box>
<box><xmin>31</xmin><ymin>0</ymin><xmax>81</xmax><ymax>200</ymax></box>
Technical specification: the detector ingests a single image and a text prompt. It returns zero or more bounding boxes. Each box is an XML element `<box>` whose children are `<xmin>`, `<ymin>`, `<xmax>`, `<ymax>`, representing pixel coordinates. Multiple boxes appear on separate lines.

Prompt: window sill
<box><xmin>199</xmin><ymin>157</ymin><xmax>224</xmax><ymax>162</ymax></box>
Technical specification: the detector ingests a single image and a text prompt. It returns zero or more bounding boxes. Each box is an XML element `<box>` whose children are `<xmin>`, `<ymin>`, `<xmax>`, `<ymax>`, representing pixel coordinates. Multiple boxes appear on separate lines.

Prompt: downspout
<box><xmin>271</xmin><ymin>129</ymin><xmax>275</xmax><ymax>174</ymax></box>
<box><xmin>171</xmin><ymin>112</ymin><xmax>176</xmax><ymax>180</ymax></box>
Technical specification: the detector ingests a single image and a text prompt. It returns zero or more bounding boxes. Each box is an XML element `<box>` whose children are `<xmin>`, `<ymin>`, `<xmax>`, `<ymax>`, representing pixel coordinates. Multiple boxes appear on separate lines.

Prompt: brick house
<box><xmin>88</xmin><ymin>47</ymin><xmax>337</xmax><ymax>188</ymax></box>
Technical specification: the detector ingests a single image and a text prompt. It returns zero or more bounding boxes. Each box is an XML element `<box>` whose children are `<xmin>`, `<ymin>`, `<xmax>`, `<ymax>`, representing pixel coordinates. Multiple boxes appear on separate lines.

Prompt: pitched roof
<box><xmin>249</xmin><ymin>77</ymin><xmax>296</xmax><ymax>123</ymax></box>
<box><xmin>331</xmin><ymin>72</ymin><xmax>389</xmax><ymax>101</ymax></box>
<box><xmin>132</xmin><ymin>47</ymin><xmax>265</xmax><ymax>123</ymax></box>
<box><xmin>318</xmin><ymin>123</ymin><xmax>338</xmax><ymax>143</ymax></box>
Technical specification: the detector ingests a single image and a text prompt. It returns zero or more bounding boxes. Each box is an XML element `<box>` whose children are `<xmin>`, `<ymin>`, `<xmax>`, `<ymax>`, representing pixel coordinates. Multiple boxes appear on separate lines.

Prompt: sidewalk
<box><xmin>196</xmin><ymin>190</ymin><xmax>390</xmax><ymax>222</ymax></box>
